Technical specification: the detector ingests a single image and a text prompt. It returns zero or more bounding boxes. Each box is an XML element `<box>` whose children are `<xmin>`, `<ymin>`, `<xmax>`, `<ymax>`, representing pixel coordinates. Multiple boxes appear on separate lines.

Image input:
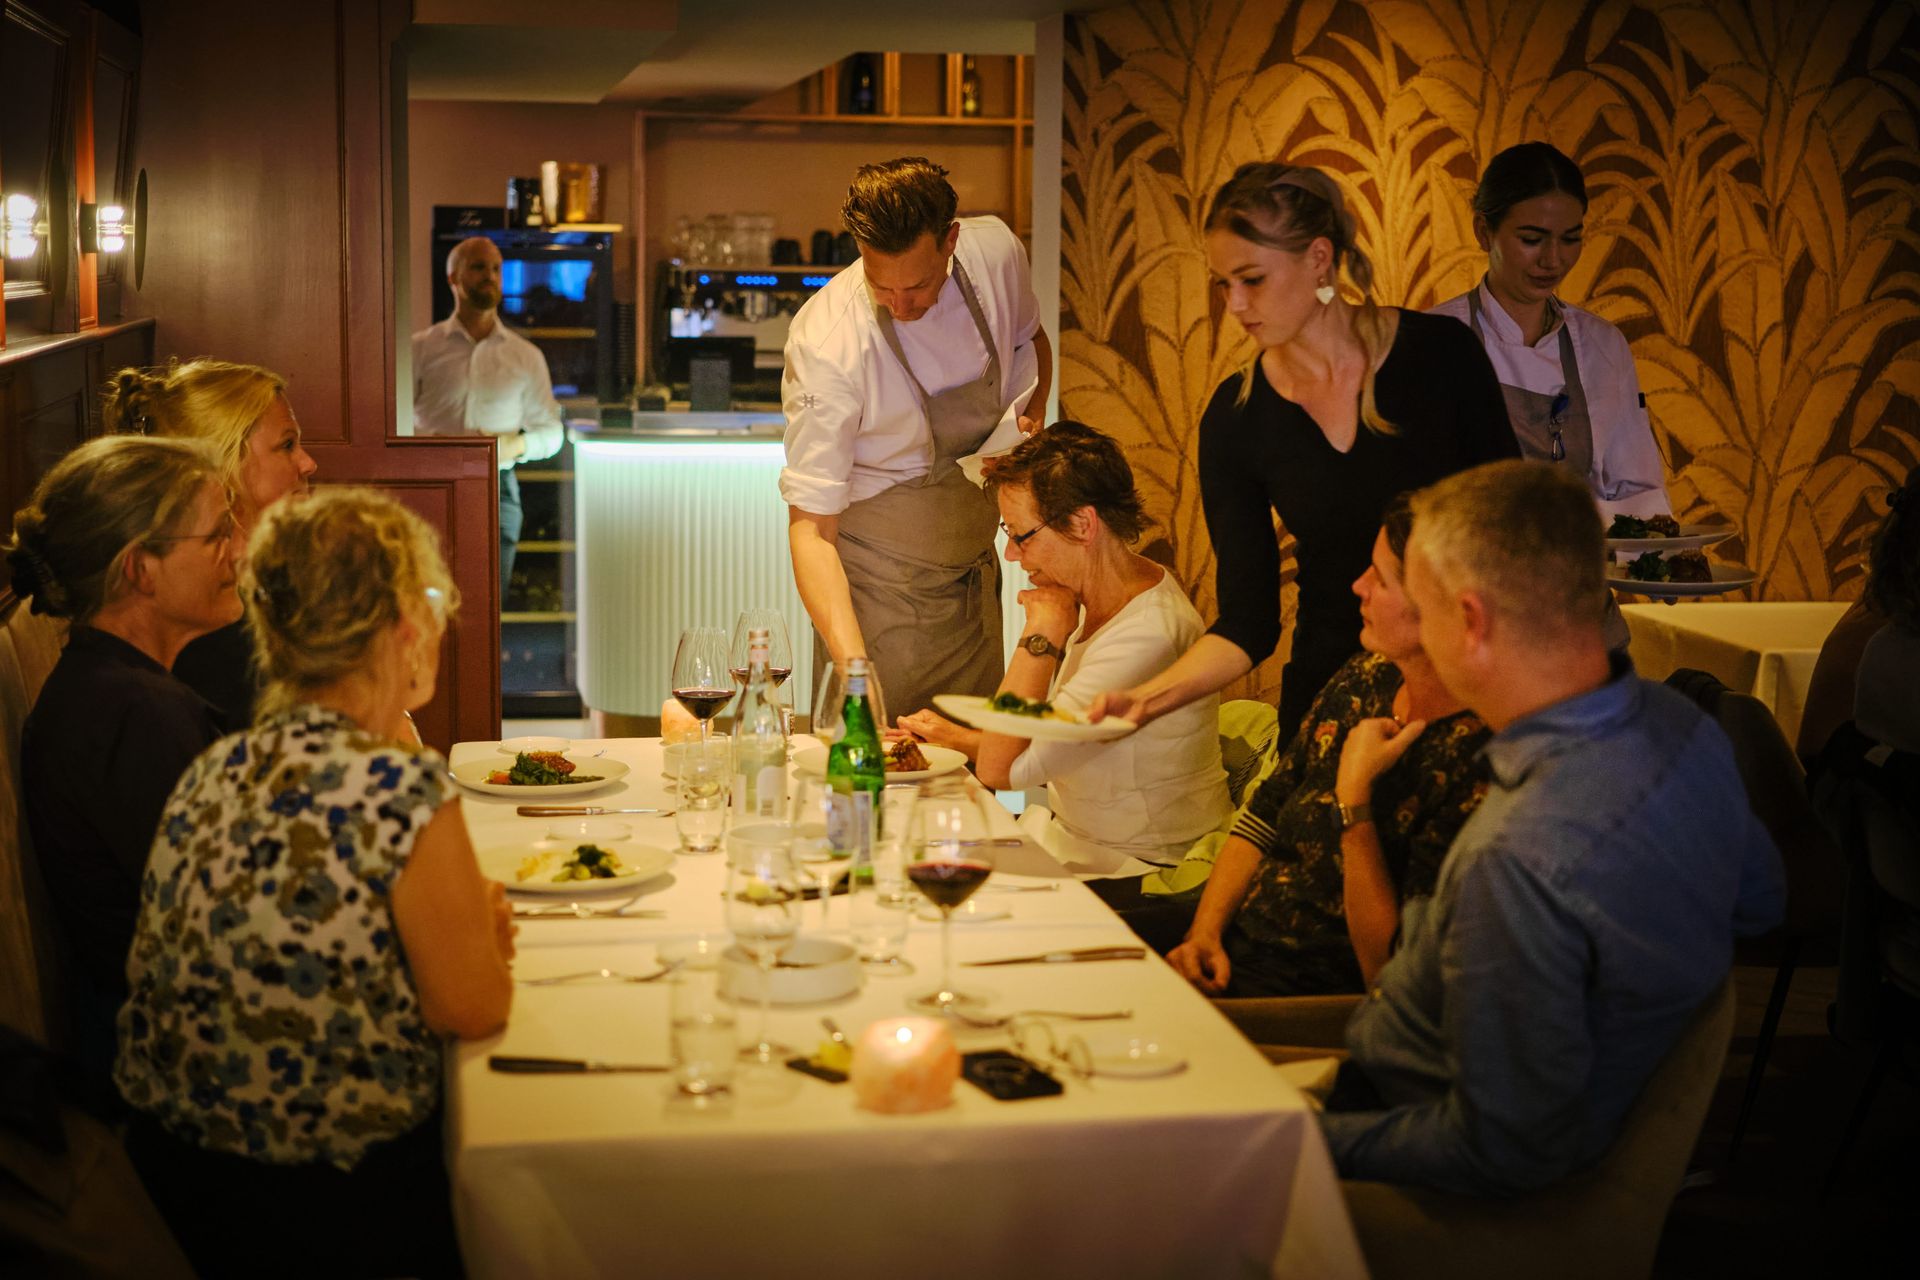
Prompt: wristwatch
<box><xmin>1021</xmin><ymin>633</ymin><xmax>1066</xmax><ymax>662</ymax></box>
<box><xmin>1335</xmin><ymin>800</ymin><xmax>1374</xmax><ymax>832</ymax></box>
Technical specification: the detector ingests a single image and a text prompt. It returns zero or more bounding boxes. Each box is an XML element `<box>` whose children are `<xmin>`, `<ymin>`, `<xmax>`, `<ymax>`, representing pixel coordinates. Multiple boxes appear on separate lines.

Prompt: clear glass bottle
<box><xmin>960</xmin><ymin>55</ymin><xmax>982</xmax><ymax>118</ymax></box>
<box><xmin>730</xmin><ymin>627</ymin><xmax>787</xmax><ymax>822</ymax></box>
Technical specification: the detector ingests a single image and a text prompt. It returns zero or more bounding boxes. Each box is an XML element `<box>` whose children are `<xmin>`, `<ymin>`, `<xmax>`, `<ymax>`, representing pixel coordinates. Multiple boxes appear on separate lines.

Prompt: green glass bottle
<box><xmin>826</xmin><ymin>657</ymin><xmax>885</xmax><ymax>873</ymax></box>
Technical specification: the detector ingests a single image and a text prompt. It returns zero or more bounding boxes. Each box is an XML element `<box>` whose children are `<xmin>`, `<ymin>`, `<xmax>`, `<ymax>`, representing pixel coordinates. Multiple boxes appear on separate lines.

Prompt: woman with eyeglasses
<box><xmin>1090</xmin><ymin>162</ymin><xmax>1517</xmax><ymax>736</ymax></box>
<box><xmin>5</xmin><ymin>435</ymin><xmax>240</xmax><ymax>1091</ymax></box>
<box><xmin>104</xmin><ymin>358</ymin><xmax>319</xmax><ymax>732</ymax></box>
<box><xmin>898</xmin><ymin>422</ymin><xmax>1231</xmax><ymax>871</ymax></box>
<box><xmin>1429</xmin><ymin>143</ymin><xmax>1670</xmax><ymax>518</ymax></box>
<box><xmin>116</xmin><ymin>487</ymin><xmax>511</xmax><ymax>1280</ymax></box>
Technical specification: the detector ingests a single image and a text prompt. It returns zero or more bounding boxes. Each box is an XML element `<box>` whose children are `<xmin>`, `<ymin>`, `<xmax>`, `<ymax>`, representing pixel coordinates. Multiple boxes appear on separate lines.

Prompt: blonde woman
<box><xmin>1092</xmin><ymin>163</ymin><xmax>1518</xmax><ymax>732</ymax></box>
<box><xmin>104</xmin><ymin>358</ymin><xmax>318</xmax><ymax>729</ymax></box>
<box><xmin>6</xmin><ymin>435</ymin><xmax>240</xmax><ymax>1090</ymax></box>
<box><xmin>116</xmin><ymin>488</ymin><xmax>510</xmax><ymax>1280</ymax></box>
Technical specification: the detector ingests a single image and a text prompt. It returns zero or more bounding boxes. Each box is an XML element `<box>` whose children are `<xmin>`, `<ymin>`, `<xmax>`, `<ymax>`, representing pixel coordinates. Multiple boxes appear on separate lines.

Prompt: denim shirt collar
<box><xmin>1482</xmin><ymin>652</ymin><xmax>1640</xmax><ymax>789</ymax></box>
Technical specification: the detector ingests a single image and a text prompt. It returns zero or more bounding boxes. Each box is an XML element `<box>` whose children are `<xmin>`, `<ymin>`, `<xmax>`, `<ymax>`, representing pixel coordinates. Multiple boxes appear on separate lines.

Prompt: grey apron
<box><xmin>1468</xmin><ymin>287</ymin><xmax>1627</xmax><ymax>649</ymax></box>
<box><xmin>818</xmin><ymin>256</ymin><xmax>1005</xmax><ymax>721</ymax></box>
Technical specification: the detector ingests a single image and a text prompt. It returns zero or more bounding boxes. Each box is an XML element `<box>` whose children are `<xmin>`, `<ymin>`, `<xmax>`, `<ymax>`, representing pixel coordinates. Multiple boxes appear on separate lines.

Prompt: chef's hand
<box><xmin>1088</xmin><ymin>685</ymin><xmax>1155</xmax><ymax>726</ymax></box>
<box><xmin>1017</xmin><ymin>585</ymin><xmax>1078</xmax><ymax>648</ymax></box>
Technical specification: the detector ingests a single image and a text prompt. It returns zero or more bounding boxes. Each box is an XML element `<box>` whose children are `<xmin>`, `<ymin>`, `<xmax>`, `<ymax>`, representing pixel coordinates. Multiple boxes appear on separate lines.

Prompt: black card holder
<box><xmin>961</xmin><ymin>1049</ymin><xmax>1064</xmax><ymax>1100</ymax></box>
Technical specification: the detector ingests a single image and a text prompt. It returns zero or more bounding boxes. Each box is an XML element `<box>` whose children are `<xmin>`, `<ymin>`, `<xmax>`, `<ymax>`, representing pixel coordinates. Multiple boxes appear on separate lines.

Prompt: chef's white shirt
<box><xmin>411</xmin><ymin>317</ymin><xmax>565</xmax><ymax>467</ymax></box>
<box><xmin>779</xmin><ymin>216</ymin><xmax>1041</xmax><ymax>515</ymax></box>
<box><xmin>1431</xmin><ymin>282</ymin><xmax>1671</xmax><ymax>518</ymax></box>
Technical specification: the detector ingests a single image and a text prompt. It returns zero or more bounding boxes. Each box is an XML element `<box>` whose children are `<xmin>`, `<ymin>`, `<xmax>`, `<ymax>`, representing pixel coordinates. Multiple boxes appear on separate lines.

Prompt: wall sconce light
<box><xmin>2</xmin><ymin>193</ymin><xmax>45</xmax><ymax>261</ymax></box>
<box><xmin>80</xmin><ymin>200</ymin><xmax>132</xmax><ymax>255</ymax></box>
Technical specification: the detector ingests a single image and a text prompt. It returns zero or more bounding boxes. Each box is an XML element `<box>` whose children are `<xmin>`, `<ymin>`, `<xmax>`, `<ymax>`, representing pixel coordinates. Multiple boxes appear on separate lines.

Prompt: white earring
<box><xmin>1315</xmin><ymin>282</ymin><xmax>1336</xmax><ymax>305</ymax></box>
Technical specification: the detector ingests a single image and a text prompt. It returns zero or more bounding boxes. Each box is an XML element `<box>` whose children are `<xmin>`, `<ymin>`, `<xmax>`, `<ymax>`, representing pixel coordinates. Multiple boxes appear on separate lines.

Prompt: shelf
<box><xmin>502</xmin><ymin>611</ymin><xmax>577</xmax><ymax>623</ymax></box>
<box><xmin>516</xmin><ymin>540</ymin><xmax>576</xmax><ymax>552</ymax></box>
<box><xmin>646</xmin><ymin>110</ymin><xmax>1029</xmax><ymax>128</ymax></box>
<box><xmin>517</xmin><ymin>471</ymin><xmax>574</xmax><ymax>482</ymax></box>
<box><xmin>519</xmin><ymin>327</ymin><xmax>597</xmax><ymax>339</ymax></box>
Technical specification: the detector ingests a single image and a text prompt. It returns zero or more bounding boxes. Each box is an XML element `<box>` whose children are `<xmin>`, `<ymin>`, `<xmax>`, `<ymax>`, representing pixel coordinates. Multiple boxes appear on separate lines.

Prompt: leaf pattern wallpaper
<box><xmin>1058</xmin><ymin>0</ymin><xmax>1920</xmax><ymax>704</ymax></box>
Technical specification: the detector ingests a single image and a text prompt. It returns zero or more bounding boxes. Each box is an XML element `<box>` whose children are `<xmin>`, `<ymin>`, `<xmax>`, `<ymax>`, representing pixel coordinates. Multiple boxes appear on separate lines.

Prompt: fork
<box><xmin>945</xmin><ymin>1008</ymin><xmax>1133</xmax><ymax>1029</ymax></box>
<box><xmin>517</xmin><ymin>967</ymin><xmax>672</xmax><ymax>986</ymax></box>
<box><xmin>514</xmin><ymin>893</ymin><xmax>659</xmax><ymax>919</ymax></box>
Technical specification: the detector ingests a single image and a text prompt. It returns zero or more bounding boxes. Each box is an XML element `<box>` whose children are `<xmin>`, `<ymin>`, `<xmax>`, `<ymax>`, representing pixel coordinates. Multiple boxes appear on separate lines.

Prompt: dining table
<box><xmin>445</xmin><ymin>735</ymin><xmax>1366</xmax><ymax>1280</ymax></box>
<box><xmin>1621</xmin><ymin>601</ymin><xmax>1850</xmax><ymax>744</ymax></box>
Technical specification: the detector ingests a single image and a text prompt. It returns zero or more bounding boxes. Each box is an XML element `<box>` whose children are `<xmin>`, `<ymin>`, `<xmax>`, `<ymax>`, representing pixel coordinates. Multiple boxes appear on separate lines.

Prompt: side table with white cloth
<box><xmin>444</xmin><ymin>737</ymin><xmax>1365</xmax><ymax>1280</ymax></box>
<box><xmin>1622</xmin><ymin>602</ymin><xmax>1850</xmax><ymax>745</ymax></box>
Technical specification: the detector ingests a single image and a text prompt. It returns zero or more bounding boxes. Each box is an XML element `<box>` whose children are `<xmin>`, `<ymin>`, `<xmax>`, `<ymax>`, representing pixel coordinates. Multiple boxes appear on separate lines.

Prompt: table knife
<box><xmin>489</xmin><ymin>1055</ymin><xmax>670</xmax><ymax>1074</ymax></box>
<box><xmin>516</xmin><ymin>805</ymin><xmax>670</xmax><ymax>817</ymax></box>
<box><xmin>963</xmin><ymin>945</ymin><xmax>1147</xmax><ymax>967</ymax></box>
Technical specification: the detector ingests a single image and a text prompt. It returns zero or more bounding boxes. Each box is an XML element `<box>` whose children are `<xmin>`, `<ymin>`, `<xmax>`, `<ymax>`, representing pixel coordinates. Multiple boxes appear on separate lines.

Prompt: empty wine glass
<box><xmin>813</xmin><ymin>657</ymin><xmax>888</xmax><ymax>745</ymax></box>
<box><xmin>671</xmin><ymin>628</ymin><xmax>732</xmax><ymax>744</ymax></box>
<box><xmin>789</xmin><ymin>775</ymin><xmax>856</xmax><ymax>927</ymax></box>
<box><xmin>724</xmin><ymin>830</ymin><xmax>802</xmax><ymax>1067</ymax></box>
<box><xmin>905</xmin><ymin>778</ymin><xmax>996</xmax><ymax>1016</ymax></box>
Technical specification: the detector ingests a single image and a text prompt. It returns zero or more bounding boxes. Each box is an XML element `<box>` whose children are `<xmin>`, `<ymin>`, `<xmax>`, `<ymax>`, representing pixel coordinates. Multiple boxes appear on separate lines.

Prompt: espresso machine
<box><xmin>653</xmin><ymin>262</ymin><xmax>839</xmax><ymax>402</ymax></box>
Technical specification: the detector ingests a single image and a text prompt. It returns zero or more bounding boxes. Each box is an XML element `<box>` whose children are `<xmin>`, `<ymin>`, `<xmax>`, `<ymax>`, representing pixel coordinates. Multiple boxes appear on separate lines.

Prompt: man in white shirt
<box><xmin>782</xmin><ymin>157</ymin><xmax>1051</xmax><ymax>719</ymax></box>
<box><xmin>412</xmin><ymin>235</ymin><xmax>566</xmax><ymax>599</ymax></box>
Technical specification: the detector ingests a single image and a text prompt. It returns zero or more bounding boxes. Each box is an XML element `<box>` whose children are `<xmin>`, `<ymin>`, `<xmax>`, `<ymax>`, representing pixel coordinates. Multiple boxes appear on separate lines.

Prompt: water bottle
<box><xmin>730</xmin><ymin>628</ymin><xmax>787</xmax><ymax>822</ymax></box>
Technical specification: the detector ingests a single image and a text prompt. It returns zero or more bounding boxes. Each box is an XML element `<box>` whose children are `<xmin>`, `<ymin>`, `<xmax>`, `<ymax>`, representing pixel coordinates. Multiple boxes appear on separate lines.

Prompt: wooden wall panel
<box><xmin>125</xmin><ymin>0</ymin><xmax>501</xmax><ymax>748</ymax></box>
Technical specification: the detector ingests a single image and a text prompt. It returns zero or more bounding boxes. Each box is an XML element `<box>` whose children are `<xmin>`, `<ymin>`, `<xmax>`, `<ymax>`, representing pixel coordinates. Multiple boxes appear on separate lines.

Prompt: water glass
<box><xmin>675</xmin><ymin>742</ymin><xmax>730</xmax><ymax>854</ymax></box>
<box><xmin>849</xmin><ymin>874</ymin><xmax>913</xmax><ymax>974</ymax></box>
<box><xmin>670</xmin><ymin>941</ymin><xmax>737</xmax><ymax>1096</ymax></box>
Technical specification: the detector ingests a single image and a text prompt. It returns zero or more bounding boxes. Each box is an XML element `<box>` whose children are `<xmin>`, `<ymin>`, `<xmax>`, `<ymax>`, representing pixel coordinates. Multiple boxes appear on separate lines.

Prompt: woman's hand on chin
<box><xmin>1017</xmin><ymin>585</ymin><xmax>1079</xmax><ymax>645</ymax></box>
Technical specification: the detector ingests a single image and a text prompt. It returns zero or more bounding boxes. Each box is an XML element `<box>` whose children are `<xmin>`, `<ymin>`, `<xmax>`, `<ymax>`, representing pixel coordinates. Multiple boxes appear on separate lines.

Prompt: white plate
<box><xmin>1083</xmin><ymin>1033</ymin><xmax>1188</xmax><ymax>1079</ymax></box>
<box><xmin>1606</xmin><ymin>563</ymin><xmax>1758</xmax><ymax>598</ymax></box>
<box><xmin>933</xmin><ymin>694</ymin><xmax>1137</xmax><ymax>743</ymax></box>
<box><xmin>499</xmin><ymin>735</ymin><xmax>571</xmax><ymax>755</ymax></box>
<box><xmin>914</xmin><ymin>897</ymin><xmax>1012</xmax><ymax>925</ymax></box>
<box><xmin>792</xmin><ymin>743</ymin><xmax>969</xmax><ymax>782</ymax></box>
<box><xmin>719</xmin><ymin>938</ymin><xmax>862</xmax><ymax>1004</ymax></box>
<box><xmin>1604</xmin><ymin>523</ymin><xmax>1737</xmax><ymax>554</ymax></box>
<box><xmin>449</xmin><ymin>754</ymin><xmax>630</xmax><ymax>798</ymax></box>
<box><xmin>478</xmin><ymin>839</ymin><xmax>675</xmax><ymax>894</ymax></box>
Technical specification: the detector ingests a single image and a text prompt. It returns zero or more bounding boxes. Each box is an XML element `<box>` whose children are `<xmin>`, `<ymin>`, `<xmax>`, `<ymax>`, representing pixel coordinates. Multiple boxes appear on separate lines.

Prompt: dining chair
<box><xmin>1807</xmin><ymin>722</ymin><xmax>1920</xmax><ymax>1197</ymax></box>
<box><xmin>1340</xmin><ymin>979</ymin><xmax>1735</xmax><ymax>1280</ymax></box>
<box><xmin>0</xmin><ymin>593</ymin><xmax>68</xmax><ymax>1047</ymax></box>
<box><xmin>1664</xmin><ymin>667</ymin><xmax>1846</xmax><ymax>1163</ymax></box>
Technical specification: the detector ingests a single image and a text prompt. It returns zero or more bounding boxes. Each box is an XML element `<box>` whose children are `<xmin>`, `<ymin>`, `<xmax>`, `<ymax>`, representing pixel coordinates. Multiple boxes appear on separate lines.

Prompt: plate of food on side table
<box><xmin>793</xmin><ymin>739</ymin><xmax>969</xmax><ymax>782</ymax></box>
<box><xmin>933</xmin><ymin>693</ymin><xmax>1137</xmax><ymax>743</ymax></box>
<box><xmin>1604</xmin><ymin>513</ymin><xmax>1737</xmax><ymax>554</ymax></box>
<box><xmin>449</xmin><ymin>750</ymin><xmax>631</xmax><ymax>798</ymax></box>
<box><xmin>1606</xmin><ymin>549</ymin><xmax>1758</xmax><ymax>598</ymax></box>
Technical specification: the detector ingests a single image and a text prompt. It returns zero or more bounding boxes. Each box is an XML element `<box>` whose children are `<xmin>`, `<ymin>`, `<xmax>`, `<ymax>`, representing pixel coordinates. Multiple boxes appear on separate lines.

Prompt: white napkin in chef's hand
<box><xmin>958</xmin><ymin>373</ymin><xmax>1043</xmax><ymax>486</ymax></box>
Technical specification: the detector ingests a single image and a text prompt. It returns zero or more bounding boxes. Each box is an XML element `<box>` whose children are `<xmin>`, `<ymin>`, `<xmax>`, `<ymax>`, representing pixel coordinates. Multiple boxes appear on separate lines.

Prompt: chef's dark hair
<box><xmin>981</xmin><ymin>420</ymin><xmax>1149</xmax><ymax>544</ymax></box>
<box><xmin>842</xmin><ymin>157</ymin><xmax>958</xmax><ymax>255</ymax></box>
<box><xmin>1472</xmin><ymin>142</ymin><xmax>1588</xmax><ymax>231</ymax></box>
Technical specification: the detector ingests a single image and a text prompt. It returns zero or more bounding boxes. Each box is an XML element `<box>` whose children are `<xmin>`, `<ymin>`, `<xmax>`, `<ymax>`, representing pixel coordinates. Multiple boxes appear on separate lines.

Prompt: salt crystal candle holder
<box><xmin>661</xmin><ymin>698</ymin><xmax>700</xmax><ymax>744</ymax></box>
<box><xmin>851</xmin><ymin>1017</ymin><xmax>959</xmax><ymax>1114</ymax></box>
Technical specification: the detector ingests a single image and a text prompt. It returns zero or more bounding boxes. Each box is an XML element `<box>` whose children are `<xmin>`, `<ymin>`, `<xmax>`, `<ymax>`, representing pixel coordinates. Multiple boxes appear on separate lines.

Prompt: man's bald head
<box><xmin>446</xmin><ymin>236</ymin><xmax>503</xmax><ymax>318</ymax></box>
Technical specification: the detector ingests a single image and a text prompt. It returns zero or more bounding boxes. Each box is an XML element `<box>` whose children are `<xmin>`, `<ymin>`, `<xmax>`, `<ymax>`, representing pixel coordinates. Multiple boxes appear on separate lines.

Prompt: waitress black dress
<box><xmin>1198</xmin><ymin>309</ymin><xmax>1517</xmax><ymax>732</ymax></box>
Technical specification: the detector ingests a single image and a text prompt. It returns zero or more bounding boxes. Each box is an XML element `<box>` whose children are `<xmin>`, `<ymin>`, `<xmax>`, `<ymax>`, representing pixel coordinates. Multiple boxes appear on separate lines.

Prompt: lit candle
<box><xmin>851</xmin><ymin>1017</ymin><xmax>959</xmax><ymax>1114</ymax></box>
<box><xmin>661</xmin><ymin>698</ymin><xmax>700</xmax><ymax>743</ymax></box>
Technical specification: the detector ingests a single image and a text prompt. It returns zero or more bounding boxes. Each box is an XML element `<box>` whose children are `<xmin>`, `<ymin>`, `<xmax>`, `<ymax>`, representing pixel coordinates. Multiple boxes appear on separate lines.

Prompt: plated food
<box><xmin>793</xmin><ymin>742</ymin><xmax>967</xmax><ymax>782</ymax></box>
<box><xmin>1605</xmin><ymin>560</ymin><xmax>1758</xmax><ymax>598</ymax></box>
<box><xmin>1603</xmin><ymin>514</ymin><xmax>1736</xmax><ymax>553</ymax></box>
<box><xmin>450</xmin><ymin>754</ymin><xmax>631</xmax><ymax>799</ymax></box>
<box><xmin>1607</xmin><ymin>514</ymin><xmax>1681</xmax><ymax>539</ymax></box>
<box><xmin>885</xmin><ymin>739</ymin><xmax>929</xmax><ymax>773</ymax></box>
<box><xmin>933</xmin><ymin>694</ymin><xmax>1137</xmax><ymax>744</ymax></box>
<box><xmin>1623</xmin><ymin>549</ymin><xmax>1712</xmax><ymax>583</ymax></box>
<box><xmin>477</xmin><ymin>838</ymin><xmax>675</xmax><ymax>894</ymax></box>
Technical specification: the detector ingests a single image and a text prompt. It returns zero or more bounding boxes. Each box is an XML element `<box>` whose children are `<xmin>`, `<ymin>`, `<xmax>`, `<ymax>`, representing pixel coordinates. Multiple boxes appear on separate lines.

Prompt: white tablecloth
<box><xmin>446</xmin><ymin>738</ymin><xmax>1365</xmax><ymax>1280</ymax></box>
<box><xmin>1622</xmin><ymin>602</ymin><xmax>1850</xmax><ymax>744</ymax></box>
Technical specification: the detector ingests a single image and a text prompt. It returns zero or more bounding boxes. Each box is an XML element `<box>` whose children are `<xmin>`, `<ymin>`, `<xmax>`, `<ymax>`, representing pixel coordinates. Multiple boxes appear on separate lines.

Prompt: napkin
<box><xmin>957</xmin><ymin>369</ymin><xmax>1042</xmax><ymax>486</ymax></box>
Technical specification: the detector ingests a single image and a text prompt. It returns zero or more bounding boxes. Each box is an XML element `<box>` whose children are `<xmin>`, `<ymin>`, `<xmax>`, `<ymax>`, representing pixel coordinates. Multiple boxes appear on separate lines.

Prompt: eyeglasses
<box><xmin>998</xmin><ymin>517</ymin><xmax>1052</xmax><ymax>549</ymax></box>
<box><xmin>146</xmin><ymin>511</ymin><xmax>236</xmax><ymax>553</ymax></box>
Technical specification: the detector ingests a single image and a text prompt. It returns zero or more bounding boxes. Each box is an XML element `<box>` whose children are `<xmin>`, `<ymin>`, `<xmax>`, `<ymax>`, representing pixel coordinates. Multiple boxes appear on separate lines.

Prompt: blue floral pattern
<box><xmin>116</xmin><ymin>704</ymin><xmax>448</xmax><ymax>1170</ymax></box>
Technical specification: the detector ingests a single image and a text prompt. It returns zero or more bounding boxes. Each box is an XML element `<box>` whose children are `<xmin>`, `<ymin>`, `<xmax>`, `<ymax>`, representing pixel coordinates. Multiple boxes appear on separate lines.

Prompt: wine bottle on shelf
<box><xmin>826</xmin><ymin>657</ymin><xmax>885</xmax><ymax>876</ymax></box>
<box><xmin>730</xmin><ymin>628</ymin><xmax>788</xmax><ymax>823</ymax></box>
<box><xmin>848</xmin><ymin>53</ymin><xmax>878</xmax><ymax>115</ymax></box>
<box><xmin>960</xmin><ymin>55</ymin><xmax>982</xmax><ymax>118</ymax></box>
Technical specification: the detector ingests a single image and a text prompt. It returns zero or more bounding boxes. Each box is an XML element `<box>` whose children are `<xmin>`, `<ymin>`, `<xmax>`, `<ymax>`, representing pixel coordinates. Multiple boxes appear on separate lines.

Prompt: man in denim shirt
<box><xmin>1320</xmin><ymin>460</ymin><xmax>1784</xmax><ymax>1196</ymax></box>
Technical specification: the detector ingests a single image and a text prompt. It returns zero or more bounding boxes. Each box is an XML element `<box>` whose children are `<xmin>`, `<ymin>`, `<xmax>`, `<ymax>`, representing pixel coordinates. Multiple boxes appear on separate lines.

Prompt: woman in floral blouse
<box><xmin>116</xmin><ymin>488</ymin><xmax>513</xmax><ymax>1279</ymax></box>
<box><xmin>1168</xmin><ymin>495</ymin><xmax>1492</xmax><ymax>998</ymax></box>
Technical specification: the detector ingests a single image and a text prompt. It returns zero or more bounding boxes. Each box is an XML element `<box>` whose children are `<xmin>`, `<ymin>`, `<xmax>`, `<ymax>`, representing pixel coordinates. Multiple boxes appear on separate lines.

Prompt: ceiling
<box><xmin>405</xmin><ymin>1</ymin><xmax>1085</xmax><ymax>107</ymax></box>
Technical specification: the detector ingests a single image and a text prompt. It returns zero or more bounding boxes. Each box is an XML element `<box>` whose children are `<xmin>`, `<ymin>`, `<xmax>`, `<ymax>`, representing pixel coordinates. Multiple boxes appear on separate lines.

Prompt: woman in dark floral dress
<box><xmin>1168</xmin><ymin>496</ymin><xmax>1492</xmax><ymax>997</ymax></box>
<box><xmin>116</xmin><ymin>488</ymin><xmax>514</xmax><ymax>1279</ymax></box>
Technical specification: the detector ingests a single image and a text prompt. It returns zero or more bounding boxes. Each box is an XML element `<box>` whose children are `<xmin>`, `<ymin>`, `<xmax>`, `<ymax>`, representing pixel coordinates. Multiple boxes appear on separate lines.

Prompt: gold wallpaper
<box><xmin>1059</xmin><ymin>0</ymin><xmax>1920</xmax><ymax>703</ymax></box>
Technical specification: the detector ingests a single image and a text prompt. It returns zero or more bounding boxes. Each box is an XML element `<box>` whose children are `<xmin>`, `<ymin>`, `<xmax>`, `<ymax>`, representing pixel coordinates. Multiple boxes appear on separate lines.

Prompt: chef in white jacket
<box><xmin>1430</xmin><ymin>142</ymin><xmax>1670</xmax><ymax>519</ymax></box>
<box><xmin>782</xmin><ymin>157</ymin><xmax>1050</xmax><ymax>719</ymax></box>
